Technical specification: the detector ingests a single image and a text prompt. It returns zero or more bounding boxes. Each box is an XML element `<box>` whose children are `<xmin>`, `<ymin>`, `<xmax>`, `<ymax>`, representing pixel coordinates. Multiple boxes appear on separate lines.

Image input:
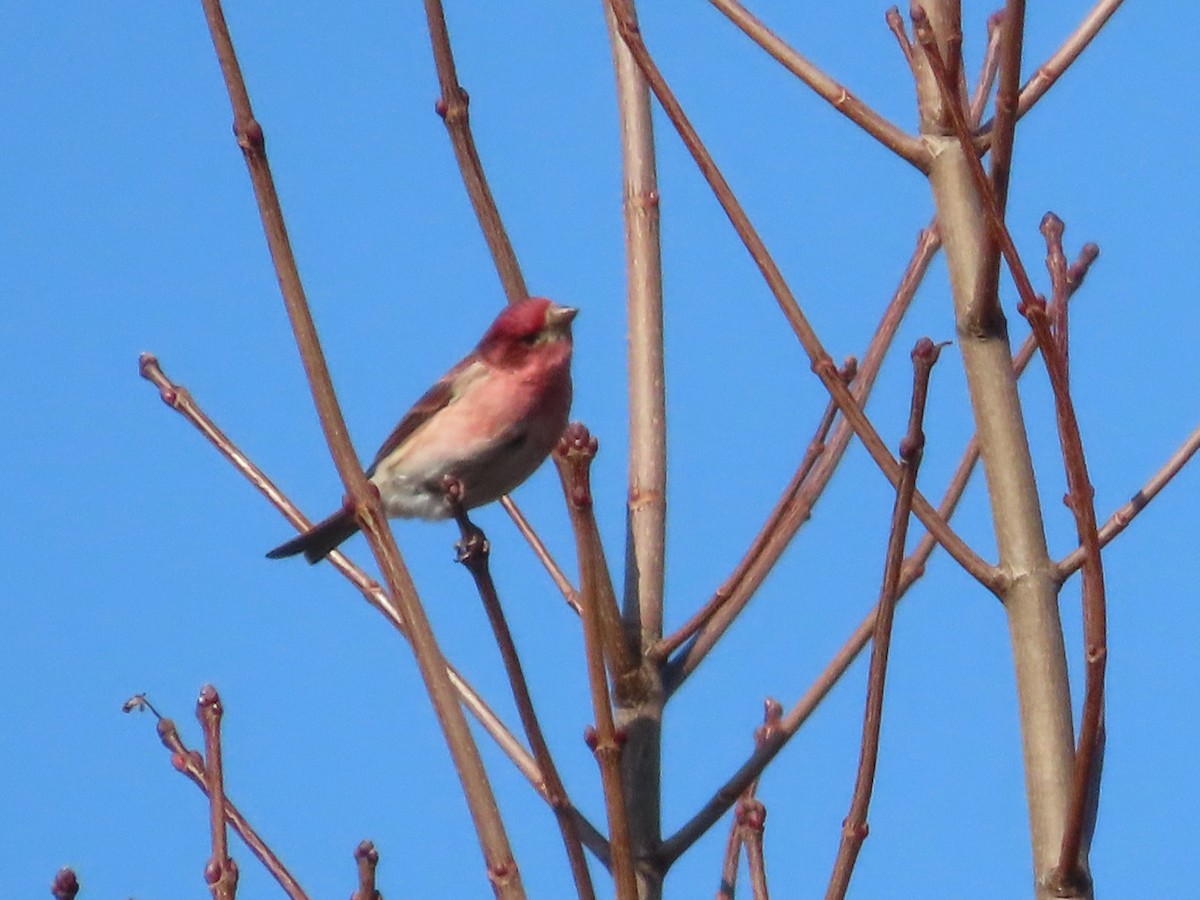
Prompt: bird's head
<box><xmin>477</xmin><ymin>297</ymin><xmax>578</xmax><ymax>368</ymax></box>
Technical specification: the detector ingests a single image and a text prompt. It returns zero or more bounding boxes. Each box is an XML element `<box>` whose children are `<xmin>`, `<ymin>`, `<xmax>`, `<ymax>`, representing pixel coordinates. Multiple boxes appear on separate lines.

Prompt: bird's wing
<box><xmin>365</xmin><ymin>357</ymin><xmax>483</xmax><ymax>475</ymax></box>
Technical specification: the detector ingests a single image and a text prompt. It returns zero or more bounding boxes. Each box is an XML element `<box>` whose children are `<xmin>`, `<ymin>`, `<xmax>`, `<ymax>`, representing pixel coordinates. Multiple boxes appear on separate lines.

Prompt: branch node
<box><xmin>554</xmin><ymin>422</ymin><xmax>599</xmax><ymax>509</ymax></box>
<box><xmin>885</xmin><ymin>7</ymin><xmax>914</xmax><ymax>64</ymax></box>
<box><xmin>50</xmin><ymin>867</ymin><xmax>80</xmax><ymax>900</ymax></box>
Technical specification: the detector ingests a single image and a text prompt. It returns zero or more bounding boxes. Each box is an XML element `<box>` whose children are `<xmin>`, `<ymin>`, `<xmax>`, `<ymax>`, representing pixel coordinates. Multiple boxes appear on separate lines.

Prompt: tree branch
<box><xmin>125</xmin><ymin>694</ymin><xmax>309</xmax><ymax>900</ymax></box>
<box><xmin>198</xmin><ymin>3</ymin><xmax>523</xmax><ymax>890</ymax></box>
<box><xmin>422</xmin><ymin>0</ymin><xmax>527</xmax><ymax>303</ymax></box>
<box><xmin>708</xmin><ymin>0</ymin><xmax>927</xmax><ymax>168</ymax></box>
<box><xmin>196</xmin><ymin>685</ymin><xmax>238</xmax><ymax>900</ymax></box>
<box><xmin>446</xmin><ymin>494</ymin><xmax>597</xmax><ymax>900</ymax></box>
<box><xmin>607</xmin><ymin>0</ymin><xmax>998</xmax><ymax>592</ymax></box>
<box><xmin>1059</xmin><ymin>424</ymin><xmax>1200</xmax><ymax>578</ymax></box>
<box><xmin>910</xmin><ymin>6</ymin><xmax>1087</xmax><ymax>894</ymax></box>
<box><xmin>555</xmin><ymin>425</ymin><xmax>640</xmax><ymax>899</ymax></box>
<box><xmin>825</xmin><ymin>339</ymin><xmax>941</xmax><ymax>900</ymax></box>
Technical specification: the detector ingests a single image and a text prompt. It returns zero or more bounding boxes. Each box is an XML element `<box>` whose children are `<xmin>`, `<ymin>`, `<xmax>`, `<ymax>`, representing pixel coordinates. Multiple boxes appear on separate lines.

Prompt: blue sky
<box><xmin>3</xmin><ymin>2</ymin><xmax>1197</xmax><ymax>897</ymax></box>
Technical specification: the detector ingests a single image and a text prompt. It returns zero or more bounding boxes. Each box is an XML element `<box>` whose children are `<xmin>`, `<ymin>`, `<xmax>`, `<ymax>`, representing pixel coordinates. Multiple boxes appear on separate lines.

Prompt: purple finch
<box><xmin>267</xmin><ymin>297</ymin><xmax>577</xmax><ymax>563</ymax></box>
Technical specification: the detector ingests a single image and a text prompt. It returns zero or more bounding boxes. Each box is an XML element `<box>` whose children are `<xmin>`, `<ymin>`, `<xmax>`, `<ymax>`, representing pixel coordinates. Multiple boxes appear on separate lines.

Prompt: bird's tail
<box><xmin>266</xmin><ymin>506</ymin><xmax>360</xmax><ymax>564</ymax></box>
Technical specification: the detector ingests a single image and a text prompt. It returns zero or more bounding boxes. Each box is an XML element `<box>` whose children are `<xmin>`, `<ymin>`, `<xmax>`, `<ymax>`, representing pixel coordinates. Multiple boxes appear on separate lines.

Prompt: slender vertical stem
<box><xmin>423</xmin><ymin>0</ymin><xmax>528</xmax><ymax>304</ymax></box>
<box><xmin>603</xmin><ymin>3</ymin><xmax>667</xmax><ymax>895</ymax></box>
<box><xmin>825</xmin><ymin>339</ymin><xmax>939</xmax><ymax>900</ymax></box>
<box><xmin>555</xmin><ymin>425</ymin><xmax>640</xmax><ymax>899</ymax></box>
<box><xmin>910</xmin><ymin>5</ymin><xmax>1080</xmax><ymax>895</ymax></box>
<box><xmin>448</xmin><ymin>502</ymin><xmax>597</xmax><ymax>900</ymax></box>
<box><xmin>197</xmin><ymin>685</ymin><xmax>238</xmax><ymax>900</ymax></box>
<box><xmin>977</xmin><ymin>0</ymin><xmax>1025</xmax><ymax>308</ymax></box>
<box><xmin>352</xmin><ymin>841</ymin><xmax>381</xmax><ymax>900</ymax></box>
<box><xmin>666</xmin><ymin>228</ymin><xmax>940</xmax><ymax>688</ymax></box>
<box><xmin>708</xmin><ymin>0</ymin><xmax>927</xmax><ymax>168</ymax></box>
<box><xmin>198</xmin><ymin>3</ymin><xmax>524</xmax><ymax>893</ymax></box>
<box><xmin>606</xmin><ymin>0</ymin><xmax>996</xmax><ymax>589</ymax></box>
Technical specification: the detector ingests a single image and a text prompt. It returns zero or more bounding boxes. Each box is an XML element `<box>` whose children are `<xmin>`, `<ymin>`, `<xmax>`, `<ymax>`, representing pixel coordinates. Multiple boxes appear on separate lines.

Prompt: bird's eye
<box><xmin>520</xmin><ymin>332</ymin><xmax>540</xmax><ymax>345</ymax></box>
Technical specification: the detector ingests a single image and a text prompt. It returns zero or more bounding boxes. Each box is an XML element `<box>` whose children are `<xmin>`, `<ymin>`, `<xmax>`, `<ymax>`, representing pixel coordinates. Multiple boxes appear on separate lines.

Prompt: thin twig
<box><xmin>743</xmin><ymin>700</ymin><xmax>780</xmax><ymax>900</ymax></box>
<box><xmin>447</xmin><ymin>487</ymin><xmax>597</xmax><ymax>900</ymax></box>
<box><xmin>549</xmin><ymin>425</ymin><xmax>639</xmax><ymax>681</ymax></box>
<box><xmin>716</xmin><ymin>819</ymin><xmax>742</xmax><ymax>900</ymax></box>
<box><xmin>197</xmin><ymin>685</ymin><xmax>238</xmax><ymax>900</ymax></box>
<box><xmin>555</xmin><ymin>425</ymin><xmax>640</xmax><ymax>899</ymax></box>
<box><xmin>977</xmin><ymin>0</ymin><xmax>1127</xmax><ymax>147</ymax></box>
<box><xmin>659</xmin><ymin>32</ymin><xmax>999</xmax><ymax>675</ymax></box>
<box><xmin>351</xmin><ymin>841</ymin><xmax>381</xmax><ymax>900</ymax></box>
<box><xmin>653</xmin><ymin>382</ymin><xmax>843</xmax><ymax>665</ymax></box>
<box><xmin>1060</xmin><ymin>424</ymin><xmax>1200</xmax><ymax>577</ymax></box>
<box><xmin>1015</xmin><ymin>0</ymin><xmax>1124</xmax><ymax>118</ymax></box>
<box><xmin>663</xmin><ymin>226</ymin><xmax>940</xmax><ymax>687</ymax></box>
<box><xmin>125</xmin><ymin>695</ymin><xmax>309</xmax><ymax>900</ymax></box>
<box><xmin>969</xmin><ymin>12</ymin><xmax>1005</xmax><ymax>124</ymax></box>
<box><xmin>741</xmin><ymin>797</ymin><xmax>769</xmax><ymax>900</ymax></box>
<box><xmin>1026</xmin><ymin>216</ymin><xmax>1105</xmax><ymax>894</ymax></box>
<box><xmin>825</xmin><ymin>339</ymin><xmax>941</xmax><ymax>900</ymax></box>
<box><xmin>707</xmin><ymin>0</ymin><xmax>927</xmax><ymax>168</ymax></box>
<box><xmin>138</xmin><ymin>354</ymin><xmax>609</xmax><ymax>861</ymax></box>
<box><xmin>656</xmin><ymin>270</ymin><xmax>1097</xmax><ymax>864</ymax></box>
<box><xmin>500</xmin><ymin>496</ymin><xmax>580</xmax><ymax>613</ymax></box>
<box><xmin>976</xmin><ymin>0</ymin><xmax>1025</xmax><ymax>313</ymax></box>
<box><xmin>422</xmin><ymin>0</ymin><xmax>527</xmax><ymax>303</ymax></box>
<box><xmin>607</xmin><ymin>0</ymin><xmax>996</xmax><ymax>591</ymax></box>
<box><xmin>198</xmin><ymin>3</ymin><xmax>523</xmax><ymax>890</ymax></box>
<box><xmin>714</xmin><ymin>699</ymin><xmax>782</xmax><ymax>900</ymax></box>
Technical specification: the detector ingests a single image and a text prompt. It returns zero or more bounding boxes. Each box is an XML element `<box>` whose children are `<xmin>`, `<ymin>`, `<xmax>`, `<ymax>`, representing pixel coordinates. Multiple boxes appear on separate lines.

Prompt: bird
<box><xmin>267</xmin><ymin>297</ymin><xmax>577</xmax><ymax>563</ymax></box>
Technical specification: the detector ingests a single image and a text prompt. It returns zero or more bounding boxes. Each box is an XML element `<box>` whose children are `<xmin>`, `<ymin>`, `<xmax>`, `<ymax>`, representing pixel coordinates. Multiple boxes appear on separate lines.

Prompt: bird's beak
<box><xmin>546</xmin><ymin>304</ymin><xmax>579</xmax><ymax>328</ymax></box>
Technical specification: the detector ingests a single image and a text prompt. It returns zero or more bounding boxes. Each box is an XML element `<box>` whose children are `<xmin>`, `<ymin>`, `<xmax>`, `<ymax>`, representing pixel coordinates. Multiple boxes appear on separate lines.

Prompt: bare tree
<box><xmin>117</xmin><ymin>1</ymin><xmax>1198</xmax><ymax>898</ymax></box>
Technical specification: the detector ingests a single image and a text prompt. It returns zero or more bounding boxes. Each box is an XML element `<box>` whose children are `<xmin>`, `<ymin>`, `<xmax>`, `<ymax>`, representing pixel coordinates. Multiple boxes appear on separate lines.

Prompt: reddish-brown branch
<box><xmin>708</xmin><ymin>0</ymin><xmax>927</xmax><ymax>168</ymax></box>
<box><xmin>606</xmin><ymin>0</ymin><xmax>996</xmax><ymax>591</ymax></box>
<box><xmin>422</xmin><ymin>0</ymin><xmax>527</xmax><ymax>304</ymax></box>
<box><xmin>551</xmin><ymin>426</ymin><xmax>639</xmax><ymax>681</ymax></box>
<box><xmin>825</xmin><ymin>339</ymin><xmax>941</xmax><ymax>900</ymax></box>
<box><xmin>351</xmin><ymin>841</ymin><xmax>381</xmax><ymax>900</ymax></box>
<box><xmin>138</xmin><ymin>355</ymin><xmax>606</xmax><ymax>851</ymax></box>
<box><xmin>1060</xmin><ymin>424</ymin><xmax>1200</xmax><ymax>578</ymax></box>
<box><xmin>1026</xmin><ymin>216</ymin><xmax>1106</xmax><ymax>893</ymax></box>
<box><xmin>555</xmin><ymin>425</ymin><xmax>640</xmax><ymax>899</ymax></box>
<box><xmin>1016</xmin><ymin>0</ymin><xmax>1124</xmax><ymax>118</ymax></box>
<box><xmin>499</xmin><ymin>497</ymin><xmax>580</xmax><ymax>613</ymax></box>
<box><xmin>715</xmin><ymin>700</ymin><xmax>780</xmax><ymax>900</ymax></box>
<box><xmin>125</xmin><ymin>695</ymin><xmax>309</xmax><ymax>899</ymax></box>
<box><xmin>657</xmin><ymin>281</ymin><xmax>1091</xmax><ymax>864</ymax></box>
<box><xmin>977</xmin><ymin>0</ymin><xmax>1127</xmax><ymax>147</ymax></box>
<box><xmin>197</xmin><ymin>685</ymin><xmax>238</xmax><ymax>900</ymax></box>
<box><xmin>716</xmin><ymin>820</ymin><xmax>742</xmax><ymax>900</ymax></box>
<box><xmin>663</xmin><ymin>226</ymin><xmax>940</xmax><ymax>688</ymax></box>
<box><xmin>741</xmin><ymin>798</ymin><xmax>770</xmax><ymax>900</ymax></box>
<box><xmin>197</xmin><ymin>3</ymin><xmax>522</xmax><ymax>890</ymax></box>
<box><xmin>446</xmin><ymin>492</ymin><xmax>597</xmax><ymax>900</ymax></box>
<box><xmin>977</xmin><ymin>0</ymin><xmax>1026</xmax><ymax>311</ymax></box>
<box><xmin>969</xmin><ymin>12</ymin><xmax>1005</xmax><ymax>124</ymax></box>
<box><xmin>655</xmin><ymin>386</ymin><xmax>842</xmax><ymax>664</ymax></box>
